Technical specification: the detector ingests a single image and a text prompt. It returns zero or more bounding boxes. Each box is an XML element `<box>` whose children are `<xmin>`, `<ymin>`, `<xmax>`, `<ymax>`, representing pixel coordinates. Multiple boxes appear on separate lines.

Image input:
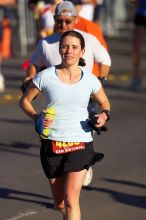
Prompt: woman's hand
<box><xmin>94</xmin><ymin>112</ymin><xmax>107</xmax><ymax>128</ymax></box>
<box><xmin>43</xmin><ymin>118</ymin><xmax>54</xmax><ymax>128</ymax></box>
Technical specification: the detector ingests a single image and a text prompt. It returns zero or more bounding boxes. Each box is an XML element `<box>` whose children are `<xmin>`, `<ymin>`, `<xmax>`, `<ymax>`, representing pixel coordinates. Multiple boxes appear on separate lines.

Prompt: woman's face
<box><xmin>59</xmin><ymin>35</ymin><xmax>85</xmax><ymax>66</ymax></box>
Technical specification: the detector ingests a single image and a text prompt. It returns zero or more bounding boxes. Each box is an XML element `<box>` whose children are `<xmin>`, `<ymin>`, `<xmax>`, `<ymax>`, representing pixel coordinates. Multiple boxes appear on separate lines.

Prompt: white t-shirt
<box><xmin>33</xmin><ymin>66</ymin><xmax>101</xmax><ymax>142</ymax></box>
<box><xmin>30</xmin><ymin>30</ymin><xmax>111</xmax><ymax>72</ymax></box>
<box><xmin>79</xmin><ymin>4</ymin><xmax>94</xmax><ymax>21</ymax></box>
<box><xmin>41</xmin><ymin>4</ymin><xmax>55</xmax><ymax>30</ymax></box>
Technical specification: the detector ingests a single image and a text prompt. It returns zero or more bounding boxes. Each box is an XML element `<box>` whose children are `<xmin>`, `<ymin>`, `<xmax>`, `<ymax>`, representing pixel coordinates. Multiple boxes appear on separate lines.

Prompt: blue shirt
<box><xmin>136</xmin><ymin>0</ymin><xmax>146</xmax><ymax>16</ymax></box>
<box><xmin>33</xmin><ymin>66</ymin><xmax>101</xmax><ymax>142</ymax></box>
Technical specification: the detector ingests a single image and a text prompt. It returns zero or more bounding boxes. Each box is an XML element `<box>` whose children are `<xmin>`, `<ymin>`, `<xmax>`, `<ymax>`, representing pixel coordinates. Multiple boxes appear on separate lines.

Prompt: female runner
<box><xmin>19</xmin><ymin>30</ymin><xmax>111</xmax><ymax>220</ymax></box>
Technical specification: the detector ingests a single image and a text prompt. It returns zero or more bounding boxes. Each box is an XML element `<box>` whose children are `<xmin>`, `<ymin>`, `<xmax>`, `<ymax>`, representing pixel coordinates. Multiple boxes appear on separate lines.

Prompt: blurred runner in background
<box><xmin>130</xmin><ymin>0</ymin><xmax>146</xmax><ymax>90</ymax></box>
<box><xmin>22</xmin><ymin>0</ymin><xmax>62</xmax><ymax>71</ymax></box>
<box><xmin>28</xmin><ymin>0</ymin><xmax>62</xmax><ymax>39</ymax></box>
<box><xmin>77</xmin><ymin>0</ymin><xmax>95</xmax><ymax>21</ymax></box>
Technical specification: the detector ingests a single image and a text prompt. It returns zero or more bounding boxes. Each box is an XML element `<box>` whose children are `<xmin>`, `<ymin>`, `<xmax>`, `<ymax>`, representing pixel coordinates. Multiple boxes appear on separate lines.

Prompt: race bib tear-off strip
<box><xmin>52</xmin><ymin>141</ymin><xmax>85</xmax><ymax>154</ymax></box>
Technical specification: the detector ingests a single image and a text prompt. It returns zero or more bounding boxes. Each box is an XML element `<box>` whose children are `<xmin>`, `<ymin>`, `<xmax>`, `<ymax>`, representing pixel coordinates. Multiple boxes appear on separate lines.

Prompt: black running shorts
<box><xmin>40</xmin><ymin>139</ymin><xmax>101</xmax><ymax>179</ymax></box>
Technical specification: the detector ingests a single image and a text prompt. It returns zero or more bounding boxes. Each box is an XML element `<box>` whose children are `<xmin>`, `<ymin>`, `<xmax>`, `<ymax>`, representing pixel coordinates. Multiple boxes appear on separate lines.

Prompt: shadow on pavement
<box><xmin>0</xmin><ymin>141</ymin><xmax>38</xmax><ymax>149</ymax></box>
<box><xmin>0</xmin><ymin>142</ymin><xmax>39</xmax><ymax>158</ymax></box>
<box><xmin>0</xmin><ymin>187</ymin><xmax>54</xmax><ymax>209</ymax></box>
<box><xmin>0</xmin><ymin>118</ymin><xmax>32</xmax><ymax>124</ymax></box>
<box><xmin>83</xmin><ymin>178</ymin><xmax>146</xmax><ymax>209</ymax></box>
<box><xmin>103</xmin><ymin>178</ymin><xmax>146</xmax><ymax>189</ymax></box>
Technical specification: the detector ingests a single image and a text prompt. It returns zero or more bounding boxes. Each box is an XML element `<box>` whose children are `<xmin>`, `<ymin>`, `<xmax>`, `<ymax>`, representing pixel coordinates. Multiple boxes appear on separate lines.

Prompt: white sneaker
<box><xmin>0</xmin><ymin>73</ymin><xmax>5</xmax><ymax>93</ymax></box>
<box><xmin>83</xmin><ymin>167</ymin><xmax>93</xmax><ymax>186</ymax></box>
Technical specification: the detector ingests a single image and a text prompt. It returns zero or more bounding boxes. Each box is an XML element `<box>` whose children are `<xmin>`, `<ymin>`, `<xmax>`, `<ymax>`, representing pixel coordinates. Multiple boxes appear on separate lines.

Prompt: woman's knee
<box><xmin>64</xmin><ymin>190</ymin><xmax>80</xmax><ymax>209</ymax></box>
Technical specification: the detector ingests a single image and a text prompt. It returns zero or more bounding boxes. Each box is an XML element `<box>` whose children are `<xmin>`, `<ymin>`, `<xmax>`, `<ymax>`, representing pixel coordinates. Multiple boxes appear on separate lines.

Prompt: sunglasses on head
<box><xmin>56</xmin><ymin>19</ymin><xmax>73</xmax><ymax>25</ymax></box>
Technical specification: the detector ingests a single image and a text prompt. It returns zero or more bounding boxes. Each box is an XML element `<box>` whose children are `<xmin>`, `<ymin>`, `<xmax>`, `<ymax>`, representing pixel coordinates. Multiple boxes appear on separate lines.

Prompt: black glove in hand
<box><xmin>89</xmin><ymin>114</ymin><xmax>107</xmax><ymax>135</ymax></box>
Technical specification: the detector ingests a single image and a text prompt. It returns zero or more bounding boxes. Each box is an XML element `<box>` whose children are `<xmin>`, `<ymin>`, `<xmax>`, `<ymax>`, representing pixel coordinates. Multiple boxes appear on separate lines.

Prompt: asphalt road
<box><xmin>0</xmin><ymin>29</ymin><xmax>146</xmax><ymax>220</ymax></box>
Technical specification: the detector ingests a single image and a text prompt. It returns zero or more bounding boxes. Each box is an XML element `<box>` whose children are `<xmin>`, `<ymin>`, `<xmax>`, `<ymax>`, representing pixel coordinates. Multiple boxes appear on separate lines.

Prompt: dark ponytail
<box><xmin>79</xmin><ymin>57</ymin><xmax>86</xmax><ymax>66</ymax></box>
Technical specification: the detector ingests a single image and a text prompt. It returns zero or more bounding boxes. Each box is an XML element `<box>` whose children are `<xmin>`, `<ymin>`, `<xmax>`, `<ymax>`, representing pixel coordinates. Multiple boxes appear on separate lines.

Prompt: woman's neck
<box><xmin>56</xmin><ymin>64</ymin><xmax>82</xmax><ymax>84</ymax></box>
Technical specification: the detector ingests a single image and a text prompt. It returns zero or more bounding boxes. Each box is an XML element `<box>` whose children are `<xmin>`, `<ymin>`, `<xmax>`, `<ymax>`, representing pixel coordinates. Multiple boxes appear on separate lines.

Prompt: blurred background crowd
<box><xmin>0</xmin><ymin>0</ymin><xmax>136</xmax><ymax>57</ymax></box>
<box><xmin>0</xmin><ymin>0</ymin><xmax>145</xmax><ymax>92</ymax></box>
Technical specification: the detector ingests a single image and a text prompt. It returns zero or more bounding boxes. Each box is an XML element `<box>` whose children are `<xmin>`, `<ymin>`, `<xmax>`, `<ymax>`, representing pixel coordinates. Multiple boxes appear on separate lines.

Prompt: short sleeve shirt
<box><xmin>33</xmin><ymin>66</ymin><xmax>101</xmax><ymax>142</ymax></box>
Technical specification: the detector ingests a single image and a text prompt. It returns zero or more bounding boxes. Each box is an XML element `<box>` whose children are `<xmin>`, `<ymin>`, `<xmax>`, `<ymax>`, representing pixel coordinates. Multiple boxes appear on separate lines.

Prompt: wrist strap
<box><xmin>102</xmin><ymin>110</ymin><xmax>110</xmax><ymax>121</ymax></box>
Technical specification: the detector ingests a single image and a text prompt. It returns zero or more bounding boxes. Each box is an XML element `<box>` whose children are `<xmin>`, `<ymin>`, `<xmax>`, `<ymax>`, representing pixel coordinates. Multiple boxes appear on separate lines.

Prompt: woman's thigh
<box><xmin>64</xmin><ymin>170</ymin><xmax>87</xmax><ymax>200</ymax></box>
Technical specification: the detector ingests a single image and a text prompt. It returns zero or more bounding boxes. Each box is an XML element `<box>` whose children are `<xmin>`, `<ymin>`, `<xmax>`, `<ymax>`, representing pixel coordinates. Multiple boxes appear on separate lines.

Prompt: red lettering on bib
<box><xmin>52</xmin><ymin>141</ymin><xmax>85</xmax><ymax>154</ymax></box>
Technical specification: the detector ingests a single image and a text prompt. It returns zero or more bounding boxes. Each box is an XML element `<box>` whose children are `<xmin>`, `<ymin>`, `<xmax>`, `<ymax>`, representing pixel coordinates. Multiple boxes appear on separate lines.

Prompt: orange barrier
<box><xmin>0</xmin><ymin>17</ymin><xmax>12</xmax><ymax>59</ymax></box>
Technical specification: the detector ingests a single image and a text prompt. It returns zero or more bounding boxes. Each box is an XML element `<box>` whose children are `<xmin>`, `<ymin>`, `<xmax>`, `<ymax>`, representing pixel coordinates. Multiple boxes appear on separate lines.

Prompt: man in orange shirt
<box><xmin>69</xmin><ymin>0</ymin><xmax>109</xmax><ymax>78</ymax></box>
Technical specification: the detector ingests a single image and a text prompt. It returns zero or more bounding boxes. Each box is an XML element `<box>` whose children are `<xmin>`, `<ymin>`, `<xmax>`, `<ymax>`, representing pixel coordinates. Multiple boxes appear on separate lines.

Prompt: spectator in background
<box><xmin>114</xmin><ymin>0</ymin><xmax>127</xmax><ymax>30</ymax></box>
<box><xmin>22</xmin><ymin>0</ymin><xmax>62</xmax><ymax>71</ymax></box>
<box><xmin>0</xmin><ymin>0</ymin><xmax>16</xmax><ymax>93</ymax></box>
<box><xmin>77</xmin><ymin>0</ymin><xmax>95</xmax><ymax>21</ymax></box>
<box><xmin>97</xmin><ymin>0</ymin><xmax>116</xmax><ymax>37</ymax></box>
<box><xmin>93</xmin><ymin>0</ymin><xmax>103</xmax><ymax>24</ymax></box>
<box><xmin>130</xmin><ymin>0</ymin><xmax>146</xmax><ymax>90</ymax></box>
<box><xmin>28</xmin><ymin>0</ymin><xmax>62</xmax><ymax>39</ymax></box>
<box><xmin>97</xmin><ymin>0</ymin><xmax>128</xmax><ymax>37</ymax></box>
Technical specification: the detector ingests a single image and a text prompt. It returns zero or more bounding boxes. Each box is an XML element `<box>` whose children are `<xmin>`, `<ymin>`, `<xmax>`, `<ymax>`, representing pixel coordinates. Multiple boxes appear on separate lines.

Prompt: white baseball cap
<box><xmin>55</xmin><ymin>1</ymin><xmax>77</xmax><ymax>17</ymax></box>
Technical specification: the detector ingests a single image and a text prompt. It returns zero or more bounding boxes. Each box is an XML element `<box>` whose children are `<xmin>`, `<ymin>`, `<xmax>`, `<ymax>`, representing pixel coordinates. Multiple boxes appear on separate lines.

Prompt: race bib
<box><xmin>52</xmin><ymin>141</ymin><xmax>85</xmax><ymax>154</ymax></box>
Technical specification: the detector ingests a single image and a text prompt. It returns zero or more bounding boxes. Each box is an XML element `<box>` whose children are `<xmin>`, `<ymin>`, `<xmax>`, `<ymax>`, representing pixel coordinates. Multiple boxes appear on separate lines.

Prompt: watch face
<box><xmin>98</xmin><ymin>77</ymin><xmax>108</xmax><ymax>85</ymax></box>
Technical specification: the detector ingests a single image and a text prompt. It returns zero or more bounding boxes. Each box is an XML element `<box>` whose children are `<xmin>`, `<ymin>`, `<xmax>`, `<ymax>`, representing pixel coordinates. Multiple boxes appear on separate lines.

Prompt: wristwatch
<box><xmin>102</xmin><ymin>110</ymin><xmax>111</xmax><ymax>121</ymax></box>
<box><xmin>98</xmin><ymin>77</ymin><xmax>108</xmax><ymax>85</ymax></box>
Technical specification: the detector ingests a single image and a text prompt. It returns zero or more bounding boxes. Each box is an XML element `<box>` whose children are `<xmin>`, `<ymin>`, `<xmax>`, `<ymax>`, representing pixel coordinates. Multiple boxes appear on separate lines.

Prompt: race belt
<box><xmin>52</xmin><ymin>141</ymin><xmax>85</xmax><ymax>154</ymax></box>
